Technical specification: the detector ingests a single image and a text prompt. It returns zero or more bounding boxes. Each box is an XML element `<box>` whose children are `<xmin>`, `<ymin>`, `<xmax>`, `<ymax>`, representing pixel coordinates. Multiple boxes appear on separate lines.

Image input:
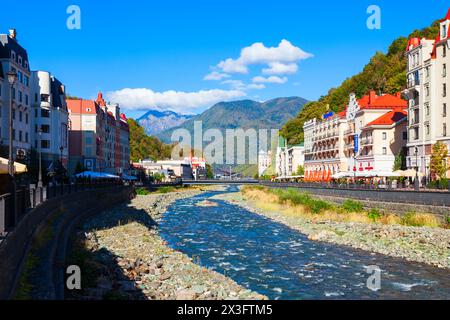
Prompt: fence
<box><xmin>0</xmin><ymin>179</ymin><xmax>124</xmax><ymax>237</ymax></box>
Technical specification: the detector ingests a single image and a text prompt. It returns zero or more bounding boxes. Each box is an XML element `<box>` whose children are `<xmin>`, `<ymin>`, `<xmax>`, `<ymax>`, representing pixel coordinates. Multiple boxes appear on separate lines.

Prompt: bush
<box><xmin>136</xmin><ymin>187</ymin><xmax>150</xmax><ymax>195</ymax></box>
<box><xmin>341</xmin><ymin>199</ymin><xmax>364</xmax><ymax>213</ymax></box>
<box><xmin>269</xmin><ymin>188</ymin><xmax>332</xmax><ymax>214</ymax></box>
<box><xmin>368</xmin><ymin>208</ymin><xmax>383</xmax><ymax>222</ymax></box>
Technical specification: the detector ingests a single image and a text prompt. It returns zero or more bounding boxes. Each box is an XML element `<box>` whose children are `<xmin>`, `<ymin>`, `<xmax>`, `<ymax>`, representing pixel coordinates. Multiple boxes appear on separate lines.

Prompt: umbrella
<box><xmin>0</xmin><ymin>157</ymin><xmax>28</xmax><ymax>174</ymax></box>
<box><xmin>394</xmin><ymin>169</ymin><xmax>424</xmax><ymax>178</ymax></box>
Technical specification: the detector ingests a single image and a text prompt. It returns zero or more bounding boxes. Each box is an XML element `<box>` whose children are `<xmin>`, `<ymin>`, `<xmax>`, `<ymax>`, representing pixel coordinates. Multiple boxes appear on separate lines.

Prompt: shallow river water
<box><xmin>159</xmin><ymin>187</ymin><xmax>450</xmax><ymax>300</ymax></box>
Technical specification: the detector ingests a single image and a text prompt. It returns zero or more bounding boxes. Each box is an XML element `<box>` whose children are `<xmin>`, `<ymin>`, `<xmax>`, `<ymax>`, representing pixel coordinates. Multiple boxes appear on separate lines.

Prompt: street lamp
<box><xmin>7</xmin><ymin>70</ymin><xmax>17</xmax><ymax>225</ymax></box>
<box><xmin>38</xmin><ymin>129</ymin><xmax>43</xmax><ymax>188</ymax></box>
<box><xmin>414</xmin><ymin>147</ymin><xmax>420</xmax><ymax>191</ymax></box>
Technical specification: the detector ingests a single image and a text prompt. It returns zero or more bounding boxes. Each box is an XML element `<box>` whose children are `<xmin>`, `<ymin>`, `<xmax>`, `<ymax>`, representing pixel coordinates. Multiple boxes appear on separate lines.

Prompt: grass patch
<box><xmin>400</xmin><ymin>212</ymin><xmax>441</xmax><ymax>228</ymax></box>
<box><xmin>241</xmin><ymin>186</ymin><xmax>446</xmax><ymax>228</ymax></box>
<box><xmin>136</xmin><ymin>187</ymin><xmax>151</xmax><ymax>195</ymax></box>
<box><xmin>341</xmin><ymin>199</ymin><xmax>364</xmax><ymax>213</ymax></box>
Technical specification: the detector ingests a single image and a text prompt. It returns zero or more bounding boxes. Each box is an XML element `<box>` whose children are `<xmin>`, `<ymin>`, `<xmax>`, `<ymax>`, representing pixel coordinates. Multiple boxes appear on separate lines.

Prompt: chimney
<box><xmin>369</xmin><ymin>91</ymin><xmax>377</xmax><ymax>105</ymax></box>
<box><xmin>8</xmin><ymin>29</ymin><xmax>17</xmax><ymax>40</ymax></box>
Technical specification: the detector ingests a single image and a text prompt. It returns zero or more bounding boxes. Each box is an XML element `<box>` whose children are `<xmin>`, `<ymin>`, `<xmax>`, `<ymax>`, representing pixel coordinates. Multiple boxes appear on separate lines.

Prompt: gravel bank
<box><xmin>213</xmin><ymin>192</ymin><xmax>450</xmax><ymax>270</ymax></box>
<box><xmin>67</xmin><ymin>190</ymin><xmax>267</xmax><ymax>300</ymax></box>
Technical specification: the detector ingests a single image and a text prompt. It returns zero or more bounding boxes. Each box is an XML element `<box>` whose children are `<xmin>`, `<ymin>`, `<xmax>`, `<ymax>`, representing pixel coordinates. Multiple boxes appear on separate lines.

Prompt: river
<box><xmin>158</xmin><ymin>187</ymin><xmax>450</xmax><ymax>300</ymax></box>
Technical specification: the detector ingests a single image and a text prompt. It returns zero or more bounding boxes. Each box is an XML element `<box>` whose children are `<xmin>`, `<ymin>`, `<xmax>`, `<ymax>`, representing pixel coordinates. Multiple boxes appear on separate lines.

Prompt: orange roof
<box><xmin>366</xmin><ymin>110</ymin><xmax>407</xmax><ymax>127</ymax></box>
<box><xmin>406</xmin><ymin>37</ymin><xmax>421</xmax><ymax>51</ymax></box>
<box><xmin>67</xmin><ymin>99</ymin><xmax>97</xmax><ymax>115</ymax></box>
<box><xmin>357</xmin><ymin>91</ymin><xmax>406</xmax><ymax>110</ymax></box>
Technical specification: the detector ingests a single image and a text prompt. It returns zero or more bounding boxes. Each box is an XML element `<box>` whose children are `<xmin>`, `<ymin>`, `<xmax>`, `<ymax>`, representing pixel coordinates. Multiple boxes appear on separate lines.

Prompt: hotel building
<box><xmin>0</xmin><ymin>29</ymin><xmax>31</xmax><ymax>160</ymax></box>
<box><xmin>30</xmin><ymin>71</ymin><xmax>69</xmax><ymax>168</ymax></box>
<box><xmin>304</xmin><ymin>91</ymin><xmax>407</xmax><ymax>178</ymax></box>
<box><xmin>404</xmin><ymin>9</ymin><xmax>450</xmax><ymax>179</ymax></box>
<box><xmin>67</xmin><ymin>93</ymin><xmax>130</xmax><ymax>175</ymax></box>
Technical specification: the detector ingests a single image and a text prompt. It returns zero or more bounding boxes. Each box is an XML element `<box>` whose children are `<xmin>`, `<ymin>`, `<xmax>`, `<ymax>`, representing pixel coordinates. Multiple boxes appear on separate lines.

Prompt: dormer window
<box><xmin>442</xmin><ymin>24</ymin><xmax>448</xmax><ymax>40</ymax></box>
<box><xmin>18</xmin><ymin>56</ymin><xmax>22</xmax><ymax>65</ymax></box>
<box><xmin>11</xmin><ymin>51</ymin><xmax>16</xmax><ymax>61</ymax></box>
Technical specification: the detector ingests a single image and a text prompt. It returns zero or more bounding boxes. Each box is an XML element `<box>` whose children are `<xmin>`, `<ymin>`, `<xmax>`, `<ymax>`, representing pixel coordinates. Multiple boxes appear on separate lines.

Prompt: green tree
<box><xmin>393</xmin><ymin>148</ymin><xmax>407</xmax><ymax>171</ymax></box>
<box><xmin>430</xmin><ymin>141</ymin><xmax>449</xmax><ymax>180</ymax></box>
<box><xmin>128</xmin><ymin>119</ymin><xmax>173</xmax><ymax>162</ymax></box>
<box><xmin>206</xmin><ymin>164</ymin><xmax>214</xmax><ymax>179</ymax></box>
<box><xmin>296</xmin><ymin>165</ymin><xmax>305</xmax><ymax>176</ymax></box>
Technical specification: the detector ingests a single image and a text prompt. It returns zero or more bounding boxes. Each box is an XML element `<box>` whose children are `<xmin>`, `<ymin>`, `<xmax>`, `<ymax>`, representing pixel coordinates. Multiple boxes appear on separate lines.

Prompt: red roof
<box><xmin>67</xmin><ymin>99</ymin><xmax>97</xmax><ymax>115</ymax></box>
<box><xmin>366</xmin><ymin>109</ymin><xmax>407</xmax><ymax>127</ymax></box>
<box><xmin>441</xmin><ymin>8</ymin><xmax>450</xmax><ymax>22</ymax></box>
<box><xmin>406</xmin><ymin>37</ymin><xmax>421</xmax><ymax>51</ymax></box>
<box><xmin>357</xmin><ymin>91</ymin><xmax>406</xmax><ymax>110</ymax></box>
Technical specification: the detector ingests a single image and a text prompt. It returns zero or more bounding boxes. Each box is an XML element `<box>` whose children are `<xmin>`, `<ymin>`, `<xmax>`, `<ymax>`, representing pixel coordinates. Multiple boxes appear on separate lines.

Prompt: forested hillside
<box><xmin>280</xmin><ymin>20</ymin><xmax>441</xmax><ymax>145</ymax></box>
<box><xmin>128</xmin><ymin>119</ymin><xmax>173</xmax><ymax>162</ymax></box>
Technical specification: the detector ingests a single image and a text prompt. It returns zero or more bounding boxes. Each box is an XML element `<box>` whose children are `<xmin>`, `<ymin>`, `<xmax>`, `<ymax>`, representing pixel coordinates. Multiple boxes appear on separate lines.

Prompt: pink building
<box><xmin>67</xmin><ymin>93</ymin><xmax>130</xmax><ymax>175</ymax></box>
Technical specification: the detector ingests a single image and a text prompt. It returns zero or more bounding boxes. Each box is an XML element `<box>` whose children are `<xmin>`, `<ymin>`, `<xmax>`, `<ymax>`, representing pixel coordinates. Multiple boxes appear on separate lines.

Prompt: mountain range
<box><xmin>138</xmin><ymin>110</ymin><xmax>193</xmax><ymax>136</ymax></box>
<box><xmin>154</xmin><ymin>97</ymin><xmax>308</xmax><ymax>143</ymax></box>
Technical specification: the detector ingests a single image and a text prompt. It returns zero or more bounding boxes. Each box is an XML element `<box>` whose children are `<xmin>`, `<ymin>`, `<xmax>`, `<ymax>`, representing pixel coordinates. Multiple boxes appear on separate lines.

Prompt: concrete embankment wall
<box><xmin>0</xmin><ymin>186</ymin><xmax>134</xmax><ymax>300</ymax></box>
<box><xmin>261</xmin><ymin>183</ymin><xmax>450</xmax><ymax>216</ymax></box>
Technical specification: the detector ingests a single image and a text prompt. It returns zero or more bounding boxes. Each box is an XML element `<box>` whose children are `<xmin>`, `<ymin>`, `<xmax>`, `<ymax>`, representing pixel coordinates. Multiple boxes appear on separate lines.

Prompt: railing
<box><xmin>0</xmin><ymin>179</ymin><xmax>124</xmax><ymax>237</ymax></box>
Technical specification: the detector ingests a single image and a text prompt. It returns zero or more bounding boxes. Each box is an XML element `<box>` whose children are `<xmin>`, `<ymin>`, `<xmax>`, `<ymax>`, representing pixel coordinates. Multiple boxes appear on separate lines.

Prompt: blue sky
<box><xmin>1</xmin><ymin>1</ymin><xmax>448</xmax><ymax>118</ymax></box>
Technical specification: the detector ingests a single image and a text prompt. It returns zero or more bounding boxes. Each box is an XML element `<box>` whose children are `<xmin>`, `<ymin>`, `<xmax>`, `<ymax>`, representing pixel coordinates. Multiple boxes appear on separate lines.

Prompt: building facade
<box><xmin>404</xmin><ymin>9</ymin><xmax>450</xmax><ymax>179</ymax></box>
<box><xmin>258</xmin><ymin>150</ymin><xmax>272</xmax><ymax>176</ymax></box>
<box><xmin>67</xmin><ymin>93</ymin><xmax>130</xmax><ymax>175</ymax></box>
<box><xmin>30</xmin><ymin>71</ymin><xmax>69</xmax><ymax>168</ymax></box>
<box><xmin>276</xmin><ymin>136</ymin><xmax>305</xmax><ymax>177</ymax></box>
<box><xmin>304</xmin><ymin>91</ymin><xmax>407</xmax><ymax>178</ymax></box>
<box><xmin>0</xmin><ymin>29</ymin><xmax>32</xmax><ymax>160</ymax></box>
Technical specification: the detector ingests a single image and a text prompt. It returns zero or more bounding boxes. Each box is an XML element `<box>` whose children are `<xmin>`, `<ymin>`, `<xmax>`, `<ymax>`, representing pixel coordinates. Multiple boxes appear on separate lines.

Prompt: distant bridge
<box><xmin>182</xmin><ymin>180</ymin><xmax>259</xmax><ymax>185</ymax></box>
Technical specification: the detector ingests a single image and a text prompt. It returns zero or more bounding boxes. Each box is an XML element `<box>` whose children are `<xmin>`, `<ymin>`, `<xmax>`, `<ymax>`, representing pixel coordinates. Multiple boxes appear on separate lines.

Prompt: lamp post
<box><xmin>414</xmin><ymin>147</ymin><xmax>420</xmax><ymax>191</ymax></box>
<box><xmin>38</xmin><ymin>129</ymin><xmax>43</xmax><ymax>188</ymax></box>
<box><xmin>7</xmin><ymin>70</ymin><xmax>17</xmax><ymax>225</ymax></box>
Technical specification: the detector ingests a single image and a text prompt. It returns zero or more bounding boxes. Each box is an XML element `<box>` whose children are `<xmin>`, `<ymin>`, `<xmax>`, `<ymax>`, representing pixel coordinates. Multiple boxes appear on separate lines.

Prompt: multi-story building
<box><xmin>304</xmin><ymin>91</ymin><xmax>407</xmax><ymax>178</ymax></box>
<box><xmin>276</xmin><ymin>136</ymin><xmax>305</xmax><ymax>177</ymax></box>
<box><xmin>67</xmin><ymin>93</ymin><xmax>130</xmax><ymax>175</ymax></box>
<box><xmin>0</xmin><ymin>29</ymin><xmax>32</xmax><ymax>160</ymax></box>
<box><xmin>30</xmin><ymin>71</ymin><xmax>69</xmax><ymax>168</ymax></box>
<box><xmin>404</xmin><ymin>9</ymin><xmax>450</xmax><ymax>179</ymax></box>
<box><xmin>258</xmin><ymin>150</ymin><xmax>272</xmax><ymax>176</ymax></box>
<box><xmin>303</xmin><ymin>111</ymin><xmax>349</xmax><ymax>176</ymax></box>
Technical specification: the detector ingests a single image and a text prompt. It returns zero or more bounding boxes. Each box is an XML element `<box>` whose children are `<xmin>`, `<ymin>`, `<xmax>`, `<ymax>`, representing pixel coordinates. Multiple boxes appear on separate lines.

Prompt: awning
<box><xmin>0</xmin><ymin>157</ymin><xmax>28</xmax><ymax>174</ymax></box>
<box><xmin>75</xmin><ymin>171</ymin><xmax>120</xmax><ymax>179</ymax></box>
<box><xmin>394</xmin><ymin>169</ymin><xmax>425</xmax><ymax>178</ymax></box>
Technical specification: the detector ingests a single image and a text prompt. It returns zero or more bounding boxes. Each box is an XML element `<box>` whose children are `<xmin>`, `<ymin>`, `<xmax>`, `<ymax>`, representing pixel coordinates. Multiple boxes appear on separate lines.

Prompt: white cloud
<box><xmin>105</xmin><ymin>88</ymin><xmax>246</xmax><ymax>113</ymax></box>
<box><xmin>252</xmin><ymin>76</ymin><xmax>288</xmax><ymax>84</ymax></box>
<box><xmin>216</xmin><ymin>39</ymin><xmax>312</xmax><ymax>74</ymax></box>
<box><xmin>221</xmin><ymin>80</ymin><xmax>265</xmax><ymax>91</ymax></box>
<box><xmin>203</xmin><ymin>71</ymin><xmax>230</xmax><ymax>81</ymax></box>
<box><xmin>262</xmin><ymin>62</ymin><xmax>298</xmax><ymax>75</ymax></box>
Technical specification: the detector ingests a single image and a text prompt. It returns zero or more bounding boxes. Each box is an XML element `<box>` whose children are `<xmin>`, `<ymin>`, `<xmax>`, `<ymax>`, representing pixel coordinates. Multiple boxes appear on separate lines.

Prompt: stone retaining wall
<box><xmin>0</xmin><ymin>186</ymin><xmax>134</xmax><ymax>300</ymax></box>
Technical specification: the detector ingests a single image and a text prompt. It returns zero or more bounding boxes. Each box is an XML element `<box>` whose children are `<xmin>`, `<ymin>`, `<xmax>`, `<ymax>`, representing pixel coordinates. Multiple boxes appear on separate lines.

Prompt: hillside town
<box><xmin>260</xmin><ymin>10</ymin><xmax>450</xmax><ymax>188</ymax></box>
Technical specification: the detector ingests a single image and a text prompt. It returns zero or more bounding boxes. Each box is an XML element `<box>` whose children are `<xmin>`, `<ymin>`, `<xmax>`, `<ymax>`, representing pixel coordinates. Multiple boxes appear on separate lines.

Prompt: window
<box><xmin>26</xmin><ymin>113</ymin><xmax>28</xmax><ymax>124</ymax></box>
<box><xmin>19</xmin><ymin>111</ymin><xmax>22</xmax><ymax>122</ymax></box>
<box><xmin>444</xmin><ymin>64</ymin><xmax>447</xmax><ymax>77</ymax></box>
<box><xmin>443</xmin><ymin>43</ymin><xmax>447</xmax><ymax>57</ymax></box>
<box><xmin>41</xmin><ymin>140</ymin><xmax>50</xmax><ymax>149</ymax></box>
<box><xmin>25</xmin><ymin>132</ymin><xmax>28</xmax><ymax>143</ymax></box>
<box><xmin>12</xmin><ymin>109</ymin><xmax>15</xmax><ymax>120</ymax></box>
<box><xmin>382</xmin><ymin>132</ymin><xmax>387</xmax><ymax>140</ymax></box>
<box><xmin>41</xmin><ymin>109</ymin><xmax>50</xmax><ymax>118</ymax></box>
<box><xmin>25</xmin><ymin>95</ymin><xmax>28</xmax><ymax>105</ymax></box>
<box><xmin>444</xmin><ymin>124</ymin><xmax>448</xmax><ymax>137</ymax></box>
<box><xmin>426</xmin><ymin>103</ymin><xmax>430</xmax><ymax>116</ymax></box>
<box><xmin>426</xmin><ymin>124</ymin><xmax>430</xmax><ymax>135</ymax></box>
<box><xmin>403</xmin><ymin>131</ymin><xmax>408</xmax><ymax>140</ymax></box>
<box><xmin>17</xmin><ymin>71</ymin><xmax>23</xmax><ymax>83</ymax></box>
<box><xmin>444</xmin><ymin>83</ymin><xmax>447</xmax><ymax>97</ymax></box>
<box><xmin>41</xmin><ymin>94</ymin><xmax>49</xmax><ymax>103</ymax></box>
<box><xmin>444</xmin><ymin>104</ymin><xmax>447</xmax><ymax>117</ymax></box>
<box><xmin>18</xmin><ymin>91</ymin><xmax>22</xmax><ymax>103</ymax></box>
<box><xmin>425</xmin><ymin>85</ymin><xmax>430</xmax><ymax>97</ymax></box>
<box><xmin>41</xmin><ymin>125</ymin><xmax>50</xmax><ymax>133</ymax></box>
<box><xmin>413</xmin><ymin>127</ymin><xmax>419</xmax><ymax>140</ymax></box>
<box><xmin>24</xmin><ymin>75</ymin><xmax>29</xmax><ymax>87</ymax></box>
<box><xmin>19</xmin><ymin>131</ymin><xmax>22</xmax><ymax>142</ymax></box>
<box><xmin>382</xmin><ymin>147</ymin><xmax>387</xmax><ymax>155</ymax></box>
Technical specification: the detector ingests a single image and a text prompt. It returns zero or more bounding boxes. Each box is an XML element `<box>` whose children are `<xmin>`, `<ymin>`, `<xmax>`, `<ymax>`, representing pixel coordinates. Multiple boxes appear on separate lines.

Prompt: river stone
<box><xmin>191</xmin><ymin>285</ymin><xmax>207</xmax><ymax>294</ymax></box>
<box><xmin>176</xmin><ymin>289</ymin><xmax>197</xmax><ymax>300</ymax></box>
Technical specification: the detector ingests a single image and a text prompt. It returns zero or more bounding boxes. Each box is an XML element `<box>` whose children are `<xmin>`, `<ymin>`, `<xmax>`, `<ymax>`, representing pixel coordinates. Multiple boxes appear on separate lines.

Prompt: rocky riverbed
<box><xmin>213</xmin><ymin>191</ymin><xmax>450</xmax><ymax>270</ymax></box>
<box><xmin>66</xmin><ymin>190</ymin><xmax>267</xmax><ymax>300</ymax></box>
